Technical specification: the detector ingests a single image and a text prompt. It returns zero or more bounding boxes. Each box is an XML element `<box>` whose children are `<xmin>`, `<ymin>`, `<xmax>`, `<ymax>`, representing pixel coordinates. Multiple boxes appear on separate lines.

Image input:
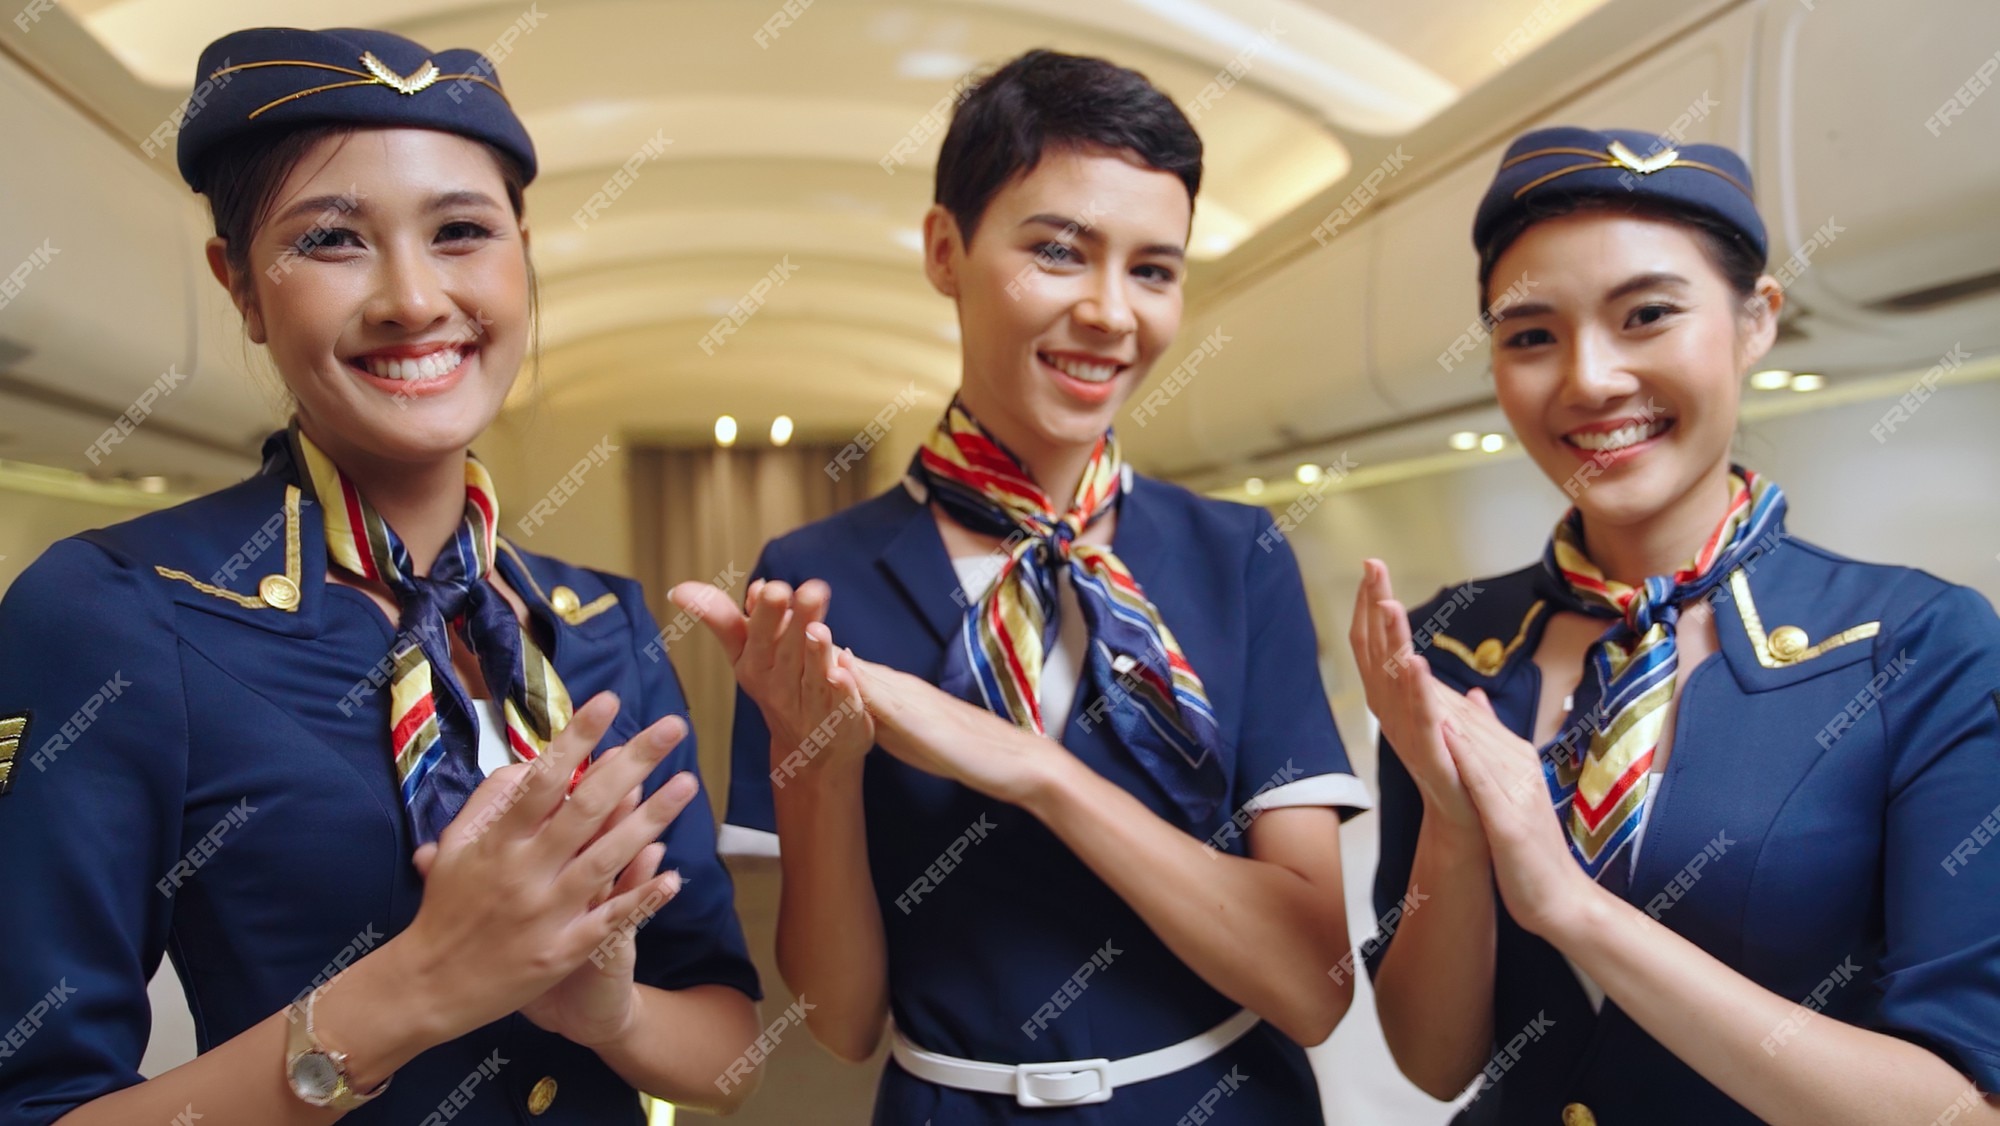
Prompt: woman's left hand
<box><xmin>850</xmin><ymin>655</ymin><xmax>1067</xmax><ymax>806</ymax></box>
<box><xmin>1433</xmin><ymin>685</ymin><xmax>1604</xmax><ymax>941</ymax></box>
<box><xmin>411</xmin><ymin>781</ymin><xmax>673</xmax><ymax>1049</ymax></box>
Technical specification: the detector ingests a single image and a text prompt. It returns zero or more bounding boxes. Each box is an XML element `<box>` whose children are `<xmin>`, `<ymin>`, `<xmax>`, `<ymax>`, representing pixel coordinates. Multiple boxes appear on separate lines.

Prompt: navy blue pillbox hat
<box><xmin>175</xmin><ymin>26</ymin><xmax>537</xmax><ymax>194</ymax></box>
<box><xmin>1472</xmin><ymin>126</ymin><xmax>1765</xmax><ymax>263</ymax></box>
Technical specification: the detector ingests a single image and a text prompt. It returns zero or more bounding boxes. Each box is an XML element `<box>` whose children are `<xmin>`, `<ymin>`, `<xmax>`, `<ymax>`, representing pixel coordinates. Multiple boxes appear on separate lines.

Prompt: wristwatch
<box><xmin>285</xmin><ymin>986</ymin><xmax>391</xmax><ymax>1109</ymax></box>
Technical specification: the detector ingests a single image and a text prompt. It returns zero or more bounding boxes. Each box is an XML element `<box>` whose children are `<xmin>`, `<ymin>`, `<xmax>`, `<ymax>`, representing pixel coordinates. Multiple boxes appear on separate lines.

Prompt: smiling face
<box><xmin>206</xmin><ymin>128</ymin><xmax>531</xmax><ymax>472</ymax></box>
<box><xmin>923</xmin><ymin>145</ymin><xmax>1190</xmax><ymax>474</ymax></box>
<box><xmin>1484</xmin><ymin>209</ymin><xmax>1780</xmax><ymax>542</ymax></box>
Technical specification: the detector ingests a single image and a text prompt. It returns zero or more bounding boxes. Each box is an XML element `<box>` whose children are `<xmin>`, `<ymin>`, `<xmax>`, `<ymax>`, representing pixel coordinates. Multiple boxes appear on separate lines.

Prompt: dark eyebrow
<box><xmin>1604</xmin><ymin>271</ymin><xmax>1690</xmax><ymax>302</ymax></box>
<box><xmin>1022</xmin><ymin>213</ymin><xmax>1101</xmax><ymax>240</ymax></box>
<box><xmin>1488</xmin><ymin>300</ymin><xmax>1551</xmax><ymax>324</ymax></box>
<box><xmin>1488</xmin><ymin>272</ymin><xmax>1694</xmax><ymax>323</ymax></box>
<box><xmin>270</xmin><ymin>189</ymin><xmax>506</xmax><ymax>228</ymax></box>
<box><xmin>272</xmin><ymin>194</ymin><xmax>365</xmax><ymax>227</ymax></box>
<box><xmin>1018</xmin><ymin>214</ymin><xmax>1185</xmax><ymax>260</ymax></box>
<box><xmin>427</xmin><ymin>190</ymin><xmax>507</xmax><ymax>214</ymax></box>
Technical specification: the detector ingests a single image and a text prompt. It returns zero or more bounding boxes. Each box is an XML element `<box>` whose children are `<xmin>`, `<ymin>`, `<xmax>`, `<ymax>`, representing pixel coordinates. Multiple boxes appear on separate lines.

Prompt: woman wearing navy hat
<box><xmin>0</xmin><ymin>27</ymin><xmax>759</xmax><ymax>1125</ymax></box>
<box><xmin>1357</xmin><ymin>127</ymin><xmax>2000</xmax><ymax>1124</ymax></box>
<box><xmin>673</xmin><ymin>49</ymin><xmax>1369</xmax><ymax>1124</ymax></box>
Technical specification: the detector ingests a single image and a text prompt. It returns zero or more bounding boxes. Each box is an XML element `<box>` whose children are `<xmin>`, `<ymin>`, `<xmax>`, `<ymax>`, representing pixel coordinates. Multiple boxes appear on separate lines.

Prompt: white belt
<box><xmin>889</xmin><ymin>1008</ymin><xmax>1259</xmax><ymax>1108</ymax></box>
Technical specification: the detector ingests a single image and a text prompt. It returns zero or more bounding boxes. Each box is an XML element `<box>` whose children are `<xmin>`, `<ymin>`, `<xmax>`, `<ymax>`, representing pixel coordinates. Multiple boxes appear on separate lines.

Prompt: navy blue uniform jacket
<box><xmin>0</xmin><ymin>466</ymin><xmax>759</xmax><ymax>1124</ymax></box>
<box><xmin>1368</xmin><ymin>534</ymin><xmax>2000</xmax><ymax>1124</ymax></box>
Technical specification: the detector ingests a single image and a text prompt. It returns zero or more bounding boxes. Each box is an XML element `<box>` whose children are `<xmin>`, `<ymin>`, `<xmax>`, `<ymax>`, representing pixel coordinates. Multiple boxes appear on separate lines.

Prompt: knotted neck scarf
<box><xmin>1538</xmin><ymin>466</ymin><xmax>1784</xmax><ymax>881</ymax></box>
<box><xmin>278</xmin><ymin>424</ymin><xmax>576</xmax><ymax>844</ymax></box>
<box><xmin>913</xmin><ymin>400</ymin><xmax>1226</xmax><ymax>828</ymax></box>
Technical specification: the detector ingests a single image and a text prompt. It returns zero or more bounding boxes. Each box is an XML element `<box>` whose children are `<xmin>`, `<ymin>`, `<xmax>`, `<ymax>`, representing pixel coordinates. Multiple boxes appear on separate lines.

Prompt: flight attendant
<box><xmin>673</xmin><ymin>49</ymin><xmax>1369</xmax><ymax>1125</ymax></box>
<box><xmin>0</xmin><ymin>28</ymin><xmax>760</xmax><ymax>1125</ymax></box>
<box><xmin>1356</xmin><ymin>127</ymin><xmax>2000</xmax><ymax>1124</ymax></box>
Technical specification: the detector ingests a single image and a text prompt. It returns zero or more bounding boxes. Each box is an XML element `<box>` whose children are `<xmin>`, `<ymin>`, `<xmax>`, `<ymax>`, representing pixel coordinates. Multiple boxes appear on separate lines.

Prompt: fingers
<box><xmin>1439</xmin><ymin>717</ymin><xmax>1495</xmax><ymax>809</ymax></box>
<box><xmin>411</xmin><ymin>841</ymin><xmax>440</xmax><ymax>880</ymax></box>
<box><xmin>472</xmin><ymin>691</ymin><xmax>621</xmax><ymax>843</ymax></box>
<box><xmin>773</xmin><ymin>581</ymin><xmax>831</xmax><ymax>712</ymax></box>
<box><xmin>561</xmin><ymin>771</ymin><xmax>700</xmax><ymax>902</ymax></box>
<box><xmin>442</xmin><ymin>758</ymin><xmax>536</xmax><ymax>846</ymax></box>
<box><xmin>544</xmin><ymin>714</ymin><xmax>688</xmax><ymax>856</ymax></box>
<box><xmin>593</xmin><ymin>839</ymin><xmax>665</xmax><ymax>910</ymax></box>
<box><xmin>585</xmin><ymin>863</ymin><xmax>684</xmax><ymax>945</ymax></box>
<box><xmin>1467</xmin><ymin>685</ymin><xmax>1498</xmax><ymax>716</ymax></box>
<box><xmin>1348</xmin><ymin>561</ymin><xmax>1377</xmax><ymax>671</ymax></box>
<box><xmin>743</xmin><ymin>580</ymin><xmax>794</xmax><ymax>673</ymax></box>
<box><xmin>667</xmin><ymin>582</ymin><xmax>750</xmax><ymax>664</ymax></box>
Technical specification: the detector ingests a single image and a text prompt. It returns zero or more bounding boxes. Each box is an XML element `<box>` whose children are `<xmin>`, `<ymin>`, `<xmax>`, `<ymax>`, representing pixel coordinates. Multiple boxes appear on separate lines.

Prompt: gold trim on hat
<box><xmin>207</xmin><ymin>55</ymin><xmax>512</xmax><ymax>120</ymax></box>
<box><xmin>1499</xmin><ymin>141</ymin><xmax>1753</xmax><ymax>200</ymax></box>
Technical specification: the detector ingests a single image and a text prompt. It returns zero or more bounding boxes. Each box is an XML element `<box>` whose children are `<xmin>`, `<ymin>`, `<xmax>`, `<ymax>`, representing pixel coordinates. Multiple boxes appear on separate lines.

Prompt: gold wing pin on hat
<box><xmin>1607</xmin><ymin>139</ymin><xmax>1677</xmax><ymax>175</ymax></box>
<box><xmin>359</xmin><ymin>51</ymin><xmax>441</xmax><ymax>95</ymax></box>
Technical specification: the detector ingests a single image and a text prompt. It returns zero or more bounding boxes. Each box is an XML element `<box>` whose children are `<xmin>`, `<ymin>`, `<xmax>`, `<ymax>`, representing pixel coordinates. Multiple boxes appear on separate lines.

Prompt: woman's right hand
<box><xmin>379</xmin><ymin>690</ymin><xmax>698</xmax><ymax>1046</ymax></box>
<box><xmin>670</xmin><ymin>577</ymin><xmax>875</xmax><ymax>782</ymax></box>
<box><xmin>1350</xmin><ymin>559</ymin><xmax>1482</xmax><ymax>832</ymax></box>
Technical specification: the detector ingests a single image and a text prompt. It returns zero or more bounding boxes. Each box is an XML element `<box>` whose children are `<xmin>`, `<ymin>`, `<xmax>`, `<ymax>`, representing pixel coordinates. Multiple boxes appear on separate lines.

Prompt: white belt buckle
<box><xmin>1013</xmin><ymin>1058</ymin><xmax>1113</xmax><ymax>1107</ymax></box>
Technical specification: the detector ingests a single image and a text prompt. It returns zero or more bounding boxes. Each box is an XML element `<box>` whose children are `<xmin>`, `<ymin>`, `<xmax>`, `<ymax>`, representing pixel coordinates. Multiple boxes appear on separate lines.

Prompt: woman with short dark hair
<box><xmin>679</xmin><ymin>49</ymin><xmax>1369</xmax><ymax>1124</ymax></box>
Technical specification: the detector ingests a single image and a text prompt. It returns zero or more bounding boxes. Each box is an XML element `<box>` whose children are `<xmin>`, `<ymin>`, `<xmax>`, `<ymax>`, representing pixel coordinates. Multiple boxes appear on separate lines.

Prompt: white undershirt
<box><xmin>471</xmin><ymin>697</ymin><xmax>511</xmax><ymax>775</ymax></box>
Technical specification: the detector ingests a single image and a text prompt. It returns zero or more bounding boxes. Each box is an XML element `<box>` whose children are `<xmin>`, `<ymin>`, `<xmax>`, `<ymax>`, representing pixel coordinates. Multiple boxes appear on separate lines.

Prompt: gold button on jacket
<box><xmin>527</xmin><ymin>1075</ymin><xmax>557</xmax><ymax>1115</ymax></box>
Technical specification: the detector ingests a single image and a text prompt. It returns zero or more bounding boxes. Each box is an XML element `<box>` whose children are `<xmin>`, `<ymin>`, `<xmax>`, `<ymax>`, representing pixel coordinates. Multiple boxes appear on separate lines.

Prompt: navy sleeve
<box><xmin>0</xmin><ymin>540</ymin><xmax>188</xmax><ymax>1126</ymax></box>
<box><xmin>1873</xmin><ymin>582</ymin><xmax>2000</xmax><ymax>1091</ymax></box>
<box><xmin>623</xmin><ymin>582</ymin><xmax>761</xmax><ymax>1001</ymax></box>
<box><xmin>720</xmin><ymin>542</ymin><xmax>786</xmax><ymax>844</ymax></box>
<box><xmin>1232</xmin><ymin>516</ymin><xmax>1370</xmax><ymax>820</ymax></box>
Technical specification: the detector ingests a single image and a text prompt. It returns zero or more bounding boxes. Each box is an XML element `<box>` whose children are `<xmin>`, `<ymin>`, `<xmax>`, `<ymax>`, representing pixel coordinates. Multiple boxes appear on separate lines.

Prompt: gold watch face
<box><xmin>288</xmin><ymin>1050</ymin><xmax>343</xmax><ymax>1105</ymax></box>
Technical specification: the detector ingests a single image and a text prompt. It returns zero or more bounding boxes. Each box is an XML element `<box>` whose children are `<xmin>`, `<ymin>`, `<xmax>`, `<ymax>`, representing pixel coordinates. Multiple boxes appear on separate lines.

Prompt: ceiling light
<box><xmin>1479</xmin><ymin>433</ymin><xmax>1506</xmax><ymax>453</ymax></box>
<box><xmin>1244</xmin><ymin>476</ymin><xmax>1265</xmax><ymax>496</ymax></box>
<box><xmin>1749</xmin><ymin>369</ymin><xmax>1793</xmax><ymax>390</ymax></box>
<box><xmin>1449</xmin><ymin>431</ymin><xmax>1479</xmax><ymax>450</ymax></box>
<box><xmin>135</xmin><ymin>475</ymin><xmax>168</xmax><ymax>493</ymax></box>
<box><xmin>714</xmin><ymin>415</ymin><xmax>738</xmax><ymax>447</ymax></box>
<box><xmin>1789</xmin><ymin>373</ymin><xmax>1825</xmax><ymax>392</ymax></box>
<box><xmin>1295</xmin><ymin>463</ymin><xmax>1323</xmax><ymax>485</ymax></box>
<box><xmin>770</xmin><ymin>415</ymin><xmax>794</xmax><ymax>446</ymax></box>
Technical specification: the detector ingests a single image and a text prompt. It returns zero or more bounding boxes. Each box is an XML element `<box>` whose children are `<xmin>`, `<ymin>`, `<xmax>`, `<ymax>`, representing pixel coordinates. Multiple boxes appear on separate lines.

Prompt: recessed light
<box><xmin>135</xmin><ymin>475</ymin><xmax>168</xmax><ymax>493</ymax></box>
<box><xmin>770</xmin><ymin>415</ymin><xmax>794</xmax><ymax>446</ymax></box>
<box><xmin>1749</xmin><ymin>369</ymin><xmax>1793</xmax><ymax>390</ymax></box>
<box><xmin>1449</xmin><ymin>431</ymin><xmax>1479</xmax><ymax>450</ymax></box>
<box><xmin>714</xmin><ymin>415</ymin><xmax>738</xmax><ymax>447</ymax></box>
<box><xmin>896</xmin><ymin>50</ymin><xmax>977</xmax><ymax>81</ymax></box>
<box><xmin>1789</xmin><ymin>373</ymin><xmax>1825</xmax><ymax>392</ymax></box>
<box><xmin>1295</xmin><ymin>464</ymin><xmax>1323</xmax><ymax>485</ymax></box>
<box><xmin>1244</xmin><ymin>477</ymin><xmax>1265</xmax><ymax>496</ymax></box>
<box><xmin>1479</xmin><ymin>433</ymin><xmax>1506</xmax><ymax>453</ymax></box>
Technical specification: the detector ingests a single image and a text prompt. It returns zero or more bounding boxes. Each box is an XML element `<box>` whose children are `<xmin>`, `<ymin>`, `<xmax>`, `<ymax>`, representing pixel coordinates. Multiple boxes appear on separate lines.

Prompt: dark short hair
<box><xmin>1477</xmin><ymin>192</ymin><xmax>1766</xmax><ymax>309</ymax></box>
<box><xmin>934</xmin><ymin>49</ymin><xmax>1203</xmax><ymax>245</ymax></box>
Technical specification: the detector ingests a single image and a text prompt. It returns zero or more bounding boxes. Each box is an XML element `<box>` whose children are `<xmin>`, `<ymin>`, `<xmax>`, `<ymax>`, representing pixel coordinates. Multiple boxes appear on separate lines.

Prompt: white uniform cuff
<box><xmin>717</xmin><ymin>823</ymin><xmax>780</xmax><ymax>858</ymax></box>
<box><xmin>1242</xmin><ymin>772</ymin><xmax>1375</xmax><ymax>816</ymax></box>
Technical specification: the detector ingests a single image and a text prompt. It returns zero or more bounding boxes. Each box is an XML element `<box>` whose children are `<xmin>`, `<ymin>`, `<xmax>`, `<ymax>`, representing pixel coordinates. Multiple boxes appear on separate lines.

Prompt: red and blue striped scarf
<box><xmin>285</xmin><ymin>424</ymin><xmax>576</xmax><ymax>845</ymax></box>
<box><xmin>1539</xmin><ymin>467</ymin><xmax>1784</xmax><ymax>880</ymax></box>
<box><xmin>915</xmin><ymin>401</ymin><xmax>1226</xmax><ymax>827</ymax></box>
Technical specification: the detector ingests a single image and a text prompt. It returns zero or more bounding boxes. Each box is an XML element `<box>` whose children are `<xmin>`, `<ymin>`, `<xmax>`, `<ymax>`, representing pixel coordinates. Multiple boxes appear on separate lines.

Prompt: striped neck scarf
<box><xmin>1539</xmin><ymin>466</ymin><xmax>1785</xmax><ymax>881</ymax></box>
<box><xmin>283</xmin><ymin>424</ymin><xmax>575</xmax><ymax>845</ymax></box>
<box><xmin>914</xmin><ymin>400</ymin><xmax>1226</xmax><ymax>828</ymax></box>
